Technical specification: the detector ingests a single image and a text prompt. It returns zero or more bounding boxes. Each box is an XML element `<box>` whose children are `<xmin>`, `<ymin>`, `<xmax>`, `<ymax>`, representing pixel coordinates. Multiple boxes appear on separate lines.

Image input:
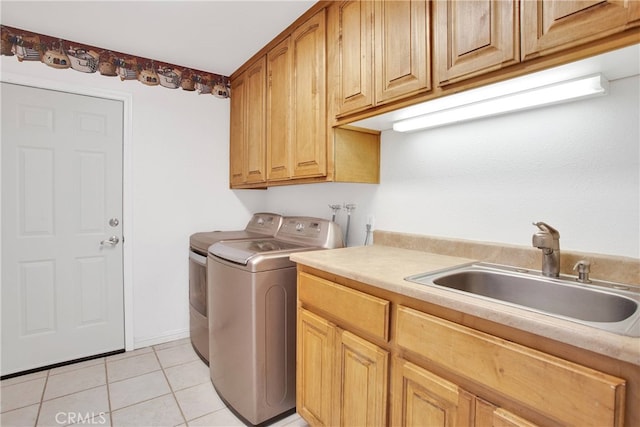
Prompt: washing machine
<box><xmin>207</xmin><ymin>217</ymin><xmax>343</xmax><ymax>425</ymax></box>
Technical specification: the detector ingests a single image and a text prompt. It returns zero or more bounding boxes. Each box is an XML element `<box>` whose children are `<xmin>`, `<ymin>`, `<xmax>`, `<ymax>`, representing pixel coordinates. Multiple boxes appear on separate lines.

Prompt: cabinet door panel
<box><xmin>292</xmin><ymin>10</ymin><xmax>327</xmax><ymax>178</ymax></box>
<box><xmin>335</xmin><ymin>330</ymin><xmax>388</xmax><ymax>426</ymax></box>
<box><xmin>521</xmin><ymin>0</ymin><xmax>640</xmax><ymax>60</ymax></box>
<box><xmin>476</xmin><ymin>398</ymin><xmax>540</xmax><ymax>427</ymax></box>
<box><xmin>245</xmin><ymin>58</ymin><xmax>266</xmax><ymax>183</ymax></box>
<box><xmin>229</xmin><ymin>74</ymin><xmax>246</xmax><ymax>186</ymax></box>
<box><xmin>436</xmin><ymin>0</ymin><xmax>519</xmax><ymax>85</ymax></box>
<box><xmin>297</xmin><ymin>309</ymin><xmax>335</xmax><ymax>426</ymax></box>
<box><xmin>375</xmin><ymin>0</ymin><xmax>431</xmax><ymax>104</ymax></box>
<box><xmin>336</xmin><ymin>0</ymin><xmax>375</xmax><ymax>116</ymax></box>
<box><xmin>267</xmin><ymin>37</ymin><xmax>292</xmax><ymax>181</ymax></box>
<box><xmin>391</xmin><ymin>357</ymin><xmax>473</xmax><ymax>427</ymax></box>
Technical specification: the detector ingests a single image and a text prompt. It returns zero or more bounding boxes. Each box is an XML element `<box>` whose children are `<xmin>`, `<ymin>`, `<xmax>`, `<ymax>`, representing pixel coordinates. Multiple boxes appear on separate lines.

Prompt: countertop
<box><xmin>290</xmin><ymin>244</ymin><xmax>640</xmax><ymax>366</ymax></box>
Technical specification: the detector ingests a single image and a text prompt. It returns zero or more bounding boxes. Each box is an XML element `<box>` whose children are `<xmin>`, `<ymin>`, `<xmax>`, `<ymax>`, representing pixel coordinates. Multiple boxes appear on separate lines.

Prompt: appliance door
<box><xmin>189</xmin><ymin>250</ymin><xmax>207</xmax><ymax>316</ymax></box>
<box><xmin>189</xmin><ymin>249</ymin><xmax>209</xmax><ymax>362</ymax></box>
<box><xmin>208</xmin><ymin>256</ymin><xmax>296</xmax><ymax>425</ymax></box>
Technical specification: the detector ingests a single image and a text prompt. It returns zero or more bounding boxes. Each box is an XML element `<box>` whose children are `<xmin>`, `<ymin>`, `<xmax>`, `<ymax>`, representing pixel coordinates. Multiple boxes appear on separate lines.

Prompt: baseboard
<box><xmin>134</xmin><ymin>328</ymin><xmax>190</xmax><ymax>350</ymax></box>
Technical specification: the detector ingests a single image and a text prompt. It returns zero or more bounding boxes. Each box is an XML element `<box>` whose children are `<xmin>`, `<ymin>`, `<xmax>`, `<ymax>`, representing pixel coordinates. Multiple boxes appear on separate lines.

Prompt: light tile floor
<box><xmin>1</xmin><ymin>338</ymin><xmax>308</xmax><ymax>427</ymax></box>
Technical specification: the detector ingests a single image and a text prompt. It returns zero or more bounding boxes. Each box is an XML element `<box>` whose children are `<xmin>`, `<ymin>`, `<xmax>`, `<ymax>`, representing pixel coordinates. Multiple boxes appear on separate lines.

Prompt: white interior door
<box><xmin>1</xmin><ymin>82</ymin><xmax>125</xmax><ymax>376</ymax></box>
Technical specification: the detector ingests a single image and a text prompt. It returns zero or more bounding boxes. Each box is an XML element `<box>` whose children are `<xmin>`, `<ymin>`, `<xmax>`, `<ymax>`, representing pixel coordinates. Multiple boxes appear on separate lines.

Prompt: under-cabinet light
<box><xmin>392</xmin><ymin>74</ymin><xmax>608</xmax><ymax>132</ymax></box>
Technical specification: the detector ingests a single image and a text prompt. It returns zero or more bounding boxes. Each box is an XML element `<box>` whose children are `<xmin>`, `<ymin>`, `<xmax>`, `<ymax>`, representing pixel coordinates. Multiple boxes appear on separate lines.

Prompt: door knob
<box><xmin>100</xmin><ymin>236</ymin><xmax>120</xmax><ymax>247</ymax></box>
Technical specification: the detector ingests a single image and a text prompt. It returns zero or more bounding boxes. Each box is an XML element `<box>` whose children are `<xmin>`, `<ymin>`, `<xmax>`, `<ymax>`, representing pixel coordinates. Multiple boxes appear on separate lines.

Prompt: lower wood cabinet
<box><xmin>392</xmin><ymin>357</ymin><xmax>538</xmax><ymax>427</ymax></box>
<box><xmin>296</xmin><ymin>268</ymin><xmax>627</xmax><ymax>427</ymax></box>
<box><xmin>335</xmin><ymin>329</ymin><xmax>388</xmax><ymax>426</ymax></box>
<box><xmin>395</xmin><ymin>305</ymin><xmax>626</xmax><ymax>427</ymax></box>
<box><xmin>391</xmin><ymin>357</ymin><xmax>474</xmax><ymax>426</ymax></box>
<box><xmin>297</xmin><ymin>308</ymin><xmax>388</xmax><ymax>427</ymax></box>
<box><xmin>475</xmin><ymin>398</ymin><xmax>538</xmax><ymax>427</ymax></box>
<box><xmin>297</xmin><ymin>309</ymin><xmax>334</xmax><ymax>426</ymax></box>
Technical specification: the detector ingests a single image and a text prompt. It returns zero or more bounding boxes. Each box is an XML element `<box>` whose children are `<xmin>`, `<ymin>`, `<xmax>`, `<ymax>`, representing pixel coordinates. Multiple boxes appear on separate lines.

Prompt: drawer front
<box><xmin>396</xmin><ymin>305</ymin><xmax>626</xmax><ymax>427</ymax></box>
<box><xmin>298</xmin><ymin>272</ymin><xmax>390</xmax><ymax>341</ymax></box>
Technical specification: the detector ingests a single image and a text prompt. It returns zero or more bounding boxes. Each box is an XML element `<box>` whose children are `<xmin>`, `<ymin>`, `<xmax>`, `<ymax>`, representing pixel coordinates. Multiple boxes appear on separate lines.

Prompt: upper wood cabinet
<box><xmin>231</xmin><ymin>0</ymin><xmax>638</xmax><ymax>187</ymax></box>
<box><xmin>291</xmin><ymin>10</ymin><xmax>327</xmax><ymax>179</ymax></box>
<box><xmin>229</xmin><ymin>56</ymin><xmax>267</xmax><ymax>187</ymax></box>
<box><xmin>332</xmin><ymin>0</ymin><xmax>431</xmax><ymax>117</ymax></box>
<box><xmin>435</xmin><ymin>0</ymin><xmax>520</xmax><ymax>86</ymax></box>
<box><xmin>266</xmin><ymin>9</ymin><xmax>327</xmax><ymax>182</ymax></box>
<box><xmin>521</xmin><ymin>0</ymin><xmax>640</xmax><ymax>60</ymax></box>
<box><xmin>229</xmin><ymin>72</ymin><xmax>245</xmax><ymax>187</ymax></box>
<box><xmin>375</xmin><ymin>0</ymin><xmax>431</xmax><ymax>104</ymax></box>
<box><xmin>231</xmin><ymin>4</ymin><xmax>380</xmax><ymax>189</ymax></box>
<box><xmin>266</xmin><ymin>37</ymin><xmax>292</xmax><ymax>181</ymax></box>
<box><xmin>333</xmin><ymin>0</ymin><xmax>375</xmax><ymax>116</ymax></box>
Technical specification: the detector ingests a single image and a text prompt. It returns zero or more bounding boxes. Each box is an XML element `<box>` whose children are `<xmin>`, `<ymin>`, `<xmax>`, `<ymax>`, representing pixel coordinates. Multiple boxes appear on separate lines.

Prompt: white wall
<box><xmin>1</xmin><ymin>57</ymin><xmax>267</xmax><ymax>348</ymax></box>
<box><xmin>266</xmin><ymin>75</ymin><xmax>640</xmax><ymax>258</ymax></box>
<box><xmin>2</xmin><ymin>57</ymin><xmax>637</xmax><ymax>351</ymax></box>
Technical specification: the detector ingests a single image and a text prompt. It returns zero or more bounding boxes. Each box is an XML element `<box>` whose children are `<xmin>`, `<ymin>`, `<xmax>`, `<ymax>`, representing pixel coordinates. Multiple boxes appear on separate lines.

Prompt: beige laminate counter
<box><xmin>290</xmin><ymin>244</ymin><xmax>640</xmax><ymax>366</ymax></box>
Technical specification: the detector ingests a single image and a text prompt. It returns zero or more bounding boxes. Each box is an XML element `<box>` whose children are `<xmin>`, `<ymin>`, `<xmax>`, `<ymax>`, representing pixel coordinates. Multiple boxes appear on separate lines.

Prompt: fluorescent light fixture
<box><xmin>392</xmin><ymin>74</ymin><xmax>608</xmax><ymax>132</ymax></box>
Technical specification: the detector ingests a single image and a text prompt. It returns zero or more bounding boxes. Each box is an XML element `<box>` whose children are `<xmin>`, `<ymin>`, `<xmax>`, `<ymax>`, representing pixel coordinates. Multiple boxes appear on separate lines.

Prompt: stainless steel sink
<box><xmin>405</xmin><ymin>263</ymin><xmax>640</xmax><ymax>337</ymax></box>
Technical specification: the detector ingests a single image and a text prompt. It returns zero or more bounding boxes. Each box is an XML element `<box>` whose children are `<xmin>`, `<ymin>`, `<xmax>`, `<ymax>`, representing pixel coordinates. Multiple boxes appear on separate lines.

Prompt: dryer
<box><xmin>188</xmin><ymin>213</ymin><xmax>282</xmax><ymax>363</ymax></box>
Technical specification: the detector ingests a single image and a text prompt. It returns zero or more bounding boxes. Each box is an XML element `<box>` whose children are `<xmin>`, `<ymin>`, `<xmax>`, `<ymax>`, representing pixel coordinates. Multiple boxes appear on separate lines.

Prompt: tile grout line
<box><xmin>33</xmin><ymin>368</ymin><xmax>50</xmax><ymax>427</ymax></box>
<box><xmin>104</xmin><ymin>358</ymin><xmax>113</xmax><ymax>425</ymax></box>
<box><xmin>152</xmin><ymin>344</ymin><xmax>189</xmax><ymax>427</ymax></box>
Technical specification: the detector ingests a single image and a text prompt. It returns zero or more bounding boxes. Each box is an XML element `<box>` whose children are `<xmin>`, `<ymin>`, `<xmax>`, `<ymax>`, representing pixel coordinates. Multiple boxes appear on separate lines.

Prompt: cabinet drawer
<box><xmin>298</xmin><ymin>272</ymin><xmax>389</xmax><ymax>341</ymax></box>
<box><xmin>396</xmin><ymin>305</ymin><xmax>626</xmax><ymax>427</ymax></box>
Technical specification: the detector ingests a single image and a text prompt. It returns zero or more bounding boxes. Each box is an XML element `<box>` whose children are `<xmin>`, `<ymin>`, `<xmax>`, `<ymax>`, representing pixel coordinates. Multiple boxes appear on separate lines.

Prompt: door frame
<box><xmin>1</xmin><ymin>72</ymin><xmax>134</xmax><ymax>352</ymax></box>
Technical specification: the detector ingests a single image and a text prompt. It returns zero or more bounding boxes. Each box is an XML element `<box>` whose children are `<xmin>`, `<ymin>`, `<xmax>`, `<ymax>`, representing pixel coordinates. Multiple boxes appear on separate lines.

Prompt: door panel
<box><xmin>291</xmin><ymin>10</ymin><xmax>327</xmax><ymax>178</ymax></box>
<box><xmin>436</xmin><ymin>0</ymin><xmax>519</xmax><ymax>85</ymax></box>
<box><xmin>375</xmin><ymin>0</ymin><xmax>431</xmax><ymax>104</ymax></box>
<box><xmin>1</xmin><ymin>82</ymin><xmax>125</xmax><ymax>376</ymax></box>
<box><xmin>336</xmin><ymin>0</ymin><xmax>375</xmax><ymax>116</ymax></box>
<box><xmin>521</xmin><ymin>0</ymin><xmax>640</xmax><ymax>60</ymax></box>
<box><xmin>267</xmin><ymin>38</ymin><xmax>292</xmax><ymax>181</ymax></box>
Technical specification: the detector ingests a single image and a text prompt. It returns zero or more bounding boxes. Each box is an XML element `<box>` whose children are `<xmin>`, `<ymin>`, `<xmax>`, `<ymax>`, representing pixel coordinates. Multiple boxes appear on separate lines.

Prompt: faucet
<box><xmin>532</xmin><ymin>222</ymin><xmax>560</xmax><ymax>277</ymax></box>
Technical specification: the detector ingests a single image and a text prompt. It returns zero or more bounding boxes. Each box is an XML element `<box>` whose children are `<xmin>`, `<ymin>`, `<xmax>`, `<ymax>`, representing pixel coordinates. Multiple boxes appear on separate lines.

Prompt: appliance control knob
<box><xmin>295</xmin><ymin>222</ymin><xmax>304</xmax><ymax>232</ymax></box>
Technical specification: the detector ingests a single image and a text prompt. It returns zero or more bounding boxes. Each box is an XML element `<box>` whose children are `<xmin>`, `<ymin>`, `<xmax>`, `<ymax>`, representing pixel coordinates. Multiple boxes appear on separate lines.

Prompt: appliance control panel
<box><xmin>275</xmin><ymin>217</ymin><xmax>344</xmax><ymax>249</ymax></box>
<box><xmin>245</xmin><ymin>213</ymin><xmax>283</xmax><ymax>235</ymax></box>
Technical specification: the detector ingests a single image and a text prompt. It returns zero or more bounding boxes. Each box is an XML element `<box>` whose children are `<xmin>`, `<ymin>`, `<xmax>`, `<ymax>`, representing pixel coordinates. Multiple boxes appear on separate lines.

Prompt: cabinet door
<box><xmin>297</xmin><ymin>308</ymin><xmax>335</xmax><ymax>426</ymax></box>
<box><xmin>291</xmin><ymin>9</ymin><xmax>327</xmax><ymax>178</ymax></box>
<box><xmin>244</xmin><ymin>57</ymin><xmax>267</xmax><ymax>184</ymax></box>
<box><xmin>521</xmin><ymin>0</ymin><xmax>640</xmax><ymax>60</ymax></box>
<box><xmin>436</xmin><ymin>0</ymin><xmax>519</xmax><ymax>86</ymax></box>
<box><xmin>229</xmin><ymin>73</ymin><xmax>246</xmax><ymax>187</ymax></box>
<box><xmin>266</xmin><ymin>37</ymin><xmax>292</xmax><ymax>181</ymax></box>
<box><xmin>374</xmin><ymin>0</ymin><xmax>431</xmax><ymax>104</ymax></box>
<box><xmin>391</xmin><ymin>357</ymin><xmax>473</xmax><ymax>427</ymax></box>
<box><xmin>335</xmin><ymin>0</ymin><xmax>375</xmax><ymax>117</ymax></box>
<box><xmin>335</xmin><ymin>329</ymin><xmax>388</xmax><ymax>426</ymax></box>
<box><xmin>475</xmin><ymin>398</ymin><xmax>540</xmax><ymax>427</ymax></box>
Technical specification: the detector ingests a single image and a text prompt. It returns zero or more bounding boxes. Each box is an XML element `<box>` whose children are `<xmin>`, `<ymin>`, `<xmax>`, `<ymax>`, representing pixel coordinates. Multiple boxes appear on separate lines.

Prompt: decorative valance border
<box><xmin>1</xmin><ymin>25</ymin><xmax>230</xmax><ymax>98</ymax></box>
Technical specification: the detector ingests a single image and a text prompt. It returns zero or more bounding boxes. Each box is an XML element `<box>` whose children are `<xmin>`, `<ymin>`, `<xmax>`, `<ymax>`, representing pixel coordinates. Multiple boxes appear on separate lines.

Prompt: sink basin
<box><xmin>405</xmin><ymin>263</ymin><xmax>640</xmax><ymax>337</ymax></box>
